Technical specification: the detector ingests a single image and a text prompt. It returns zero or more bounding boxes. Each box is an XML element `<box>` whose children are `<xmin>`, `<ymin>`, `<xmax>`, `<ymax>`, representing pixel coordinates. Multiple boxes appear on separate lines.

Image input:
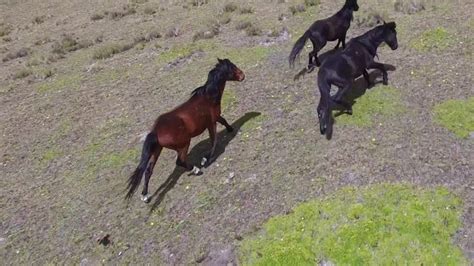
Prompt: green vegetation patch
<box><xmin>337</xmin><ymin>86</ymin><xmax>404</xmax><ymax>126</ymax></box>
<box><xmin>36</xmin><ymin>73</ymin><xmax>82</xmax><ymax>93</ymax></box>
<box><xmin>433</xmin><ymin>97</ymin><xmax>474</xmax><ymax>138</ymax></box>
<box><xmin>239</xmin><ymin>184</ymin><xmax>465</xmax><ymax>265</ymax></box>
<box><xmin>156</xmin><ymin>41</ymin><xmax>216</xmax><ymax>65</ymax></box>
<box><xmin>221</xmin><ymin>89</ymin><xmax>237</xmax><ymax>112</ymax></box>
<box><xmin>411</xmin><ymin>27</ymin><xmax>452</xmax><ymax>51</ymax></box>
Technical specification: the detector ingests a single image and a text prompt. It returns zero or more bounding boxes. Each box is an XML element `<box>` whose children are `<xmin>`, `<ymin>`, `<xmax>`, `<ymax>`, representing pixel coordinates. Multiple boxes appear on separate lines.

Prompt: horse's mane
<box><xmin>191</xmin><ymin>61</ymin><xmax>230</xmax><ymax>102</ymax></box>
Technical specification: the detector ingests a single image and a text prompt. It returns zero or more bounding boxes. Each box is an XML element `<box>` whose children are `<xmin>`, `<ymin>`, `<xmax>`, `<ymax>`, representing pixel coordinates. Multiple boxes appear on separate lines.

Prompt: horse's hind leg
<box><xmin>202</xmin><ymin>124</ymin><xmax>217</xmax><ymax>167</ymax></box>
<box><xmin>141</xmin><ymin>146</ymin><xmax>162</xmax><ymax>203</ymax></box>
<box><xmin>217</xmin><ymin>116</ymin><xmax>233</xmax><ymax>132</ymax></box>
<box><xmin>176</xmin><ymin>143</ymin><xmax>202</xmax><ymax>175</ymax></box>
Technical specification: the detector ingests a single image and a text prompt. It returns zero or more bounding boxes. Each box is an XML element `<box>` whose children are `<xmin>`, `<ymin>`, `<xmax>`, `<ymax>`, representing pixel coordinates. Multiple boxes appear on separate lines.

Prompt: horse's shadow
<box><xmin>149</xmin><ymin>112</ymin><xmax>261</xmax><ymax>212</ymax></box>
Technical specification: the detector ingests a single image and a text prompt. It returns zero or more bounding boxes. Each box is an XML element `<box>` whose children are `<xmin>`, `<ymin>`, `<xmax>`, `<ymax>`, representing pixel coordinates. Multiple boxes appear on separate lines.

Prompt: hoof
<box><xmin>192</xmin><ymin>166</ymin><xmax>203</xmax><ymax>176</ymax></box>
<box><xmin>200</xmin><ymin>157</ymin><xmax>208</xmax><ymax>167</ymax></box>
<box><xmin>226</xmin><ymin>126</ymin><xmax>234</xmax><ymax>133</ymax></box>
<box><xmin>306</xmin><ymin>66</ymin><xmax>316</xmax><ymax>73</ymax></box>
<box><xmin>141</xmin><ymin>194</ymin><xmax>151</xmax><ymax>203</ymax></box>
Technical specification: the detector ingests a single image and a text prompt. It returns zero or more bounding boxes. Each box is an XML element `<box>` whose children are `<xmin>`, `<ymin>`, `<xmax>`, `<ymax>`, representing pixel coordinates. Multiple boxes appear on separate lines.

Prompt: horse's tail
<box><xmin>317</xmin><ymin>69</ymin><xmax>333</xmax><ymax>135</ymax></box>
<box><xmin>125</xmin><ymin>132</ymin><xmax>158</xmax><ymax>200</ymax></box>
<box><xmin>289</xmin><ymin>30</ymin><xmax>310</xmax><ymax>68</ymax></box>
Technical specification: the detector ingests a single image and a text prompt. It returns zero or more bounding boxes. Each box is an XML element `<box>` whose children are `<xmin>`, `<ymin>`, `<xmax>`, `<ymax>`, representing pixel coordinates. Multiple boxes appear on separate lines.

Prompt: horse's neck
<box><xmin>215</xmin><ymin>80</ymin><xmax>227</xmax><ymax>105</ymax></box>
<box><xmin>337</xmin><ymin>5</ymin><xmax>353</xmax><ymax>21</ymax></box>
<box><xmin>358</xmin><ymin>31</ymin><xmax>383</xmax><ymax>56</ymax></box>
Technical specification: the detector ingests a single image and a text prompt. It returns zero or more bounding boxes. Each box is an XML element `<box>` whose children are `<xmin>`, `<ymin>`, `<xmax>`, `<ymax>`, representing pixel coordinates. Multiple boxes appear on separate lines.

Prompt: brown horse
<box><xmin>126</xmin><ymin>59</ymin><xmax>245</xmax><ymax>203</ymax></box>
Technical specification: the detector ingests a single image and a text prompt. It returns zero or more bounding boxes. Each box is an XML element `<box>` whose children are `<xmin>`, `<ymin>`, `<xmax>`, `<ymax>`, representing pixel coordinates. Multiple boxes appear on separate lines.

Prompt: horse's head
<box><xmin>345</xmin><ymin>0</ymin><xmax>359</xmax><ymax>11</ymax></box>
<box><xmin>317</xmin><ymin>101</ymin><xmax>330</xmax><ymax>135</ymax></box>
<box><xmin>217</xmin><ymin>58</ymin><xmax>245</xmax><ymax>82</ymax></box>
<box><xmin>382</xmin><ymin>21</ymin><xmax>398</xmax><ymax>50</ymax></box>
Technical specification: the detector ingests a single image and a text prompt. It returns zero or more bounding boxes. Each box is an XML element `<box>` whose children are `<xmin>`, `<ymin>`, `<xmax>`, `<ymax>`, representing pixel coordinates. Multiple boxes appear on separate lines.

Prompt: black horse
<box><xmin>317</xmin><ymin>21</ymin><xmax>398</xmax><ymax>137</ymax></box>
<box><xmin>289</xmin><ymin>0</ymin><xmax>359</xmax><ymax>71</ymax></box>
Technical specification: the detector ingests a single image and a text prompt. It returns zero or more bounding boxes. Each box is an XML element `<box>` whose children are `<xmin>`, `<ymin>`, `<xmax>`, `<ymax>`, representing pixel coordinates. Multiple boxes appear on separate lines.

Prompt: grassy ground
<box><xmin>0</xmin><ymin>0</ymin><xmax>473</xmax><ymax>264</ymax></box>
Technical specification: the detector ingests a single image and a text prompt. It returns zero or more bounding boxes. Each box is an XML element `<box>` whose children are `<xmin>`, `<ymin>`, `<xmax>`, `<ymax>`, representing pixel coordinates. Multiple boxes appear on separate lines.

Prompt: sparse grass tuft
<box><xmin>91</xmin><ymin>13</ymin><xmax>104</xmax><ymax>21</ymax></box>
<box><xmin>52</xmin><ymin>35</ymin><xmax>92</xmax><ymax>54</ymax></box>
<box><xmin>189</xmin><ymin>0</ymin><xmax>208</xmax><ymax>7</ymax></box>
<box><xmin>394</xmin><ymin>0</ymin><xmax>425</xmax><ymax>14</ymax></box>
<box><xmin>433</xmin><ymin>97</ymin><xmax>474</xmax><ymax>138</ymax></box>
<box><xmin>13</xmin><ymin>68</ymin><xmax>33</xmax><ymax>80</ymax></box>
<box><xmin>289</xmin><ymin>4</ymin><xmax>306</xmax><ymax>15</ymax></box>
<box><xmin>92</xmin><ymin>43</ymin><xmax>133</xmax><ymax>59</ymax></box>
<box><xmin>236</xmin><ymin>21</ymin><xmax>252</xmax><ymax>30</ymax></box>
<box><xmin>337</xmin><ymin>86</ymin><xmax>404</xmax><ymax>126</ymax></box>
<box><xmin>2</xmin><ymin>48</ymin><xmax>29</xmax><ymax>62</ymax></box>
<box><xmin>410</xmin><ymin>27</ymin><xmax>452</xmax><ymax>51</ymax></box>
<box><xmin>105</xmin><ymin>5</ymin><xmax>136</xmax><ymax>20</ymax></box>
<box><xmin>33</xmin><ymin>15</ymin><xmax>46</xmax><ymax>24</ymax></box>
<box><xmin>239</xmin><ymin>6</ymin><xmax>254</xmax><ymax>14</ymax></box>
<box><xmin>165</xmin><ymin>27</ymin><xmax>180</xmax><ymax>38</ymax></box>
<box><xmin>245</xmin><ymin>24</ymin><xmax>262</xmax><ymax>36</ymax></box>
<box><xmin>355</xmin><ymin>9</ymin><xmax>385</xmax><ymax>28</ymax></box>
<box><xmin>223</xmin><ymin>3</ymin><xmax>238</xmax><ymax>13</ymax></box>
<box><xmin>304</xmin><ymin>0</ymin><xmax>320</xmax><ymax>7</ymax></box>
<box><xmin>36</xmin><ymin>73</ymin><xmax>82</xmax><ymax>93</ymax></box>
<box><xmin>239</xmin><ymin>184</ymin><xmax>465</xmax><ymax>265</ymax></box>
<box><xmin>0</xmin><ymin>23</ymin><xmax>11</xmax><ymax>37</ymax></box>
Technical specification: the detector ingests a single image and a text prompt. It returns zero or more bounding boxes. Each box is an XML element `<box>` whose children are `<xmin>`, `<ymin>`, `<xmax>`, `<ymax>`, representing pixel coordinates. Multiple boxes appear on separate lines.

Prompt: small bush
<box><xmin>236</xmin><ymin>21</ymin><xmax>252</xmax><ymax>30</ymax></box>
<box><xmin>218</xmin><ymin>15</ymin><xmax>231</xmax><ymax>25</ymax></box>
<box><xmin>240</xmin><ymin>7</ymin><xmax>254</xmax><ymax>14</ymax></box>
<box><xmin>52</xmin><ymin>35</ymin><xmax>92</xmax><ymax>54</ymax></box>
<box><xmin>134</xmin><ymin>30</ymin><xmax>161</xmax><ymax>44</ymax></box>
<box><xmin>0</xmin><ymin>23</ymin><xmax>11</xmax><ymax>37</ymax></box>
<box><xmin>289</xmin><ymin>4</ymin><xmax>306</xmax><ymax>15</ymax></box>
<box><xmin>91</xmin><ymin>13</ymin><xmax>104</xmax><ymax>21</ymax></box>
<box><xmin>245</xmin><ymin>24</ymin><xmax>262</xmax><ymax>36</ymax></box>
<box><xmin>165</xmin><ymin>27</ymin><xmax>180</xmax><ymax>38</ymax></box>
<box><xmin>355</xmin><ymin>9</ymin><xmax>385</xmax><ymax>28</ymax></box>
<box><xmin>193</xmin><ymin>23</ymin><xmax>219</xmax><ymax>41</ymax></box>
<box><xmin>92</xmin><ymin>43</ymin><xmax>133</xmax><ymax>59</ymax></box>
<box><xmin>33</xmin><ymin>16</ymin><xmax>46</xmax><ymax>24</ymax></box>
<box><xmin>2</xmin><ymin>48</ymin><xmax>29</xmax><ymax>62</ymax></box>
<box><xmin>13</xmin><ymin>68</ymin><xmax>33</xmax><ymax>79</ymax></box>
<box><xmin>105</xmin><ymin>5</ymin><xmax>136</xmax><ymax>20</ymax></box>
<box><xmin>394</xmin><ymin>0</ymin><xmax>425</xmax><ymax>14</ymax></box>
<box><xmin>223</xmin><ymin>3</ymin><xmax>238</xmax><ymax>13</ymax></box>
<box><xmin>189</xmin><ymin>0</ymin><xmax>208</xmax><ymax>6</ymax></box>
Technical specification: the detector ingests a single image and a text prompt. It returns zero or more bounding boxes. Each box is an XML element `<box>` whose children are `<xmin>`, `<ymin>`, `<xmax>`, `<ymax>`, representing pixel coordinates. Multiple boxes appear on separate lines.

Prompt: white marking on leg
<box><xmin>192</xmin><ymin>166</ymin><xmax>202</xmax><ymax>175</ymax></box>
<box><xmin>141</xmin><ymin>194</ymin><xmax>150</xmax><ymax>202</ymax></box>
<box><xmin>201</xmin><ymin>157</ymin><xmax>208</xmax><ymax>166</ymax></box>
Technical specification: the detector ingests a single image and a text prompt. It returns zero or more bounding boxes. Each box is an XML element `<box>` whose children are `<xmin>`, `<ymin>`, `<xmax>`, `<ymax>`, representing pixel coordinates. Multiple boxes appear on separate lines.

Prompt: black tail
<box><xmin>125</xmin><ymin>132</ymin><xmax>158</xmax><ymax>200</ymax></box>
<box><xmin>289</xmin><ymin>30</ymin><xmax>310</xmax><ymax>68</ymax></box>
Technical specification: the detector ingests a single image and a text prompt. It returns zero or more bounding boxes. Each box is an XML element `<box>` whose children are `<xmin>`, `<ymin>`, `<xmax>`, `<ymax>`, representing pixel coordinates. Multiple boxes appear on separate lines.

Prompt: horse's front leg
<box><xmin>217</xmin><ymin>116</ymin><xmax>233</xmax><ymax>132</ymax></box>
<box><xmin>201</xmin><ymin>123</ymin><xmax>217</xmax><ymax>167</ymax></box>
<box><xmin>368</xmin><ymin>62</ymin><xmax>388</xmax><ymax>85</ymax></box>
<box><xmin>176</xmin><ymin>143</ymin><xmax>202</xmax><ymax>175</ymax></box>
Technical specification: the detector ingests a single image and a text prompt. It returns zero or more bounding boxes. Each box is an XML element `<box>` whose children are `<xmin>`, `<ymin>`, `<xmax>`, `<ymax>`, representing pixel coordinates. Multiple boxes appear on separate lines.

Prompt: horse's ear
<box><xmin>217</xmin><ymin>58</ymin><xmax>223</xmax><ymax>63</ymax></box>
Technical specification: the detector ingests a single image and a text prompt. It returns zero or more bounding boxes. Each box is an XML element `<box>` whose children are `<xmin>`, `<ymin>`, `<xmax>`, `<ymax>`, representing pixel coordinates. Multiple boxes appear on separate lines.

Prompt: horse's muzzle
<box><xmin>238</xmin><ymin>73</ymin><xmax>246</xmax><ymax>81</ymax></box>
